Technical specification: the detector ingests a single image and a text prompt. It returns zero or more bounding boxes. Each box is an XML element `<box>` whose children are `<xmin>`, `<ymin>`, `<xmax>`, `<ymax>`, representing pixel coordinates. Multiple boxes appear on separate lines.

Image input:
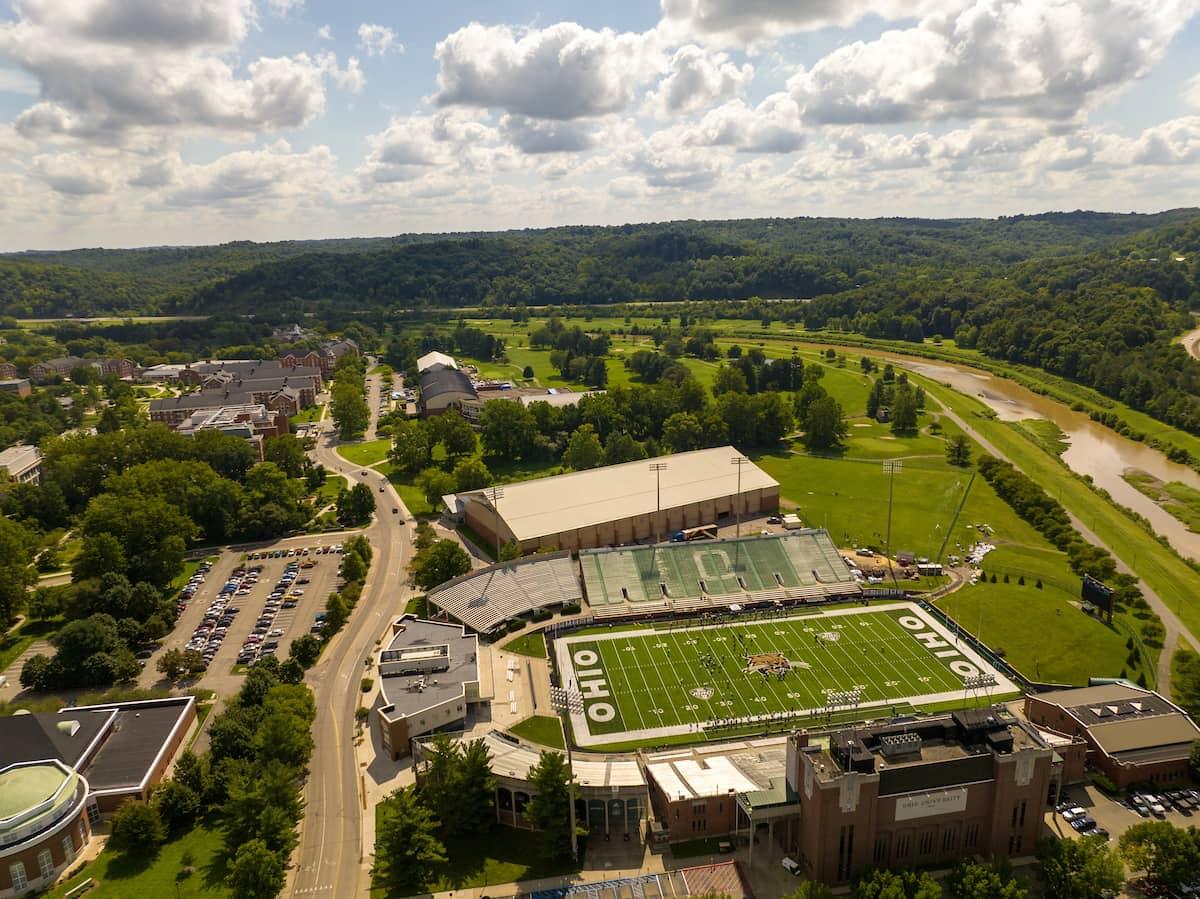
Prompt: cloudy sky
<box><xmin>1</xmin><ymin>0</ymin><xmax>1198</xmax><ymax>250</ymax></box>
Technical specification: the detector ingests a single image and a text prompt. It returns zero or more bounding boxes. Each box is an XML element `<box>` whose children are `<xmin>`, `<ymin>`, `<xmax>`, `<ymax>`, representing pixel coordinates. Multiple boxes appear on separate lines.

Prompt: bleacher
<box><xmin>581</xmin><ymin>530</ymin><xmax>861</xmax><ymax>619</ymax></box>
<box><xmin>427</xmin><ymin>552</ymin><xmax>582</xmax><ymax>634</ymax></box>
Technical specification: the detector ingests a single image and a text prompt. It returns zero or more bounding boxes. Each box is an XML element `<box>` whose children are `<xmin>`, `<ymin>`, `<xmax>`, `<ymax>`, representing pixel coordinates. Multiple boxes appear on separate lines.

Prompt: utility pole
<box><xmin>649</xmin><ymin>462</ymin><xmax>668</xmax><ymax>544</ymax></box>
<box><xmin>882</xmin><ymin>461</ymin><xmax>902</xmax><ymax>583</ymax></box>
<box><xmin>485</xmin><ymin>485</ymin><xmax>505</xmax><ymax>561</ymax></box>
<box><xmin>731</xmin><ymin>455</ymin><xmax>750</xmax><ymax>538</ymax></box>
<box><xmin>550</xmin><ymin>686</ymin><xmax>583</xmax><ymax>860</ymax></box>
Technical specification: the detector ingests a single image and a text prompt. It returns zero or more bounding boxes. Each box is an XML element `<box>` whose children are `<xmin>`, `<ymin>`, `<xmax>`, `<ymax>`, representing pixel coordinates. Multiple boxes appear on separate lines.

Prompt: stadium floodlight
<box><xmin>649</xmin><ymin>462</ymin><xmax>668</xmax><ymax>544</ymax></box>
<box><xmin>485</xmin><ymin>485</ymin><xmax>505</xmax><ymax>561</ymax></box>
<box><xmin>549</xmin><ymin>686</ymin><xmax>583</xmax><ymax>861</ymax></box>
<box><xmin>731</xmin><ymin>456</ymin><xmax>751</xmax><ymax>537</ymax></box>
<box><xmin>881</xmin><ymin>461</ymin><xmax>902</xmax><ymax>582</ymax></box>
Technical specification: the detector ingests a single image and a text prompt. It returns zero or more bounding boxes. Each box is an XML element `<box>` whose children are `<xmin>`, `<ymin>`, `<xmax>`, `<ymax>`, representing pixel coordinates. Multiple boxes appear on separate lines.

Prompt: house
<box><xmin>0</xmin><ymin>445</ymin><xmax>42</xmax><ymax>484</ymax></box>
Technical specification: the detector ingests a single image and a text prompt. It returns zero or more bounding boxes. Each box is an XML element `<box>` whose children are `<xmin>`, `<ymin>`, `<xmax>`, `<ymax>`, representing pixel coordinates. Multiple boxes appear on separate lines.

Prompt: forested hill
<box><xmin>2</xmin><ymin>209</ymin><xmax>1198</xmax><ymax>318</ymax></box>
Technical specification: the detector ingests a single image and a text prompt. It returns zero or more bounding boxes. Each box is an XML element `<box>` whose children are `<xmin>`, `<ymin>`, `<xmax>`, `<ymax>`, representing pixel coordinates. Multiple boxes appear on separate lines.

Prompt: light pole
<box><xmin>882</xmin><ymin>460</ymin><xmax>902</xmax><ymax>583</ymax></box>
<box><xmin>731</xmin><ymin>456</ymin><xmax>750</xmax><ymax>537</ymax></box>
<box><xmin>485</xmin><ymin>485</ymin><xmax>505</xmax><ymax>561</ymax></box>
<box><xmin>649</xmin><ymin>462</ymin><xmax>668</xmax><ymax>544</ymax></box>
<box><xmin>549</xmin><ymin>685</ymin><xmax>583</xmax><ymax>860</ymax></box>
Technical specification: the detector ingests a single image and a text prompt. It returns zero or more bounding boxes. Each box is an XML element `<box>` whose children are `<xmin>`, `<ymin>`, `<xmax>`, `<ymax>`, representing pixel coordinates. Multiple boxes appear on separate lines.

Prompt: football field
<box><xmin>554</xmin><ymin>602</ymin><xmax>1015</xmax><ymax>747</ymax></box>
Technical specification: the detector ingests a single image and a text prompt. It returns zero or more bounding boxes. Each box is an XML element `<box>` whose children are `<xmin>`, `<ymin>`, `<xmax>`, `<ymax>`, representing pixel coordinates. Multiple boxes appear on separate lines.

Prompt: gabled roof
<box><xmin>417</xmin><ymin>351</ymin><xmax>458</xmax><ymax>372</ymax></box>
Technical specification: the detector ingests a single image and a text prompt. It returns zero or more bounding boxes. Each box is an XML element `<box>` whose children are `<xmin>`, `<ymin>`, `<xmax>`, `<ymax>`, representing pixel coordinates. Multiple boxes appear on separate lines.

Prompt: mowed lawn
<box><xmin>336</xmin><ymin>439</ymin><xmax>391</xmax><ymax>467</ymax></box>
<box><xmin>559</xmin><ymin>605</ymin><xmax>984</xmax><ymax>740</ymax></box>
<box><xmin>49</xmin><ymin>822</ymin><xmax>227</xmax><ymax>898</ymax></box>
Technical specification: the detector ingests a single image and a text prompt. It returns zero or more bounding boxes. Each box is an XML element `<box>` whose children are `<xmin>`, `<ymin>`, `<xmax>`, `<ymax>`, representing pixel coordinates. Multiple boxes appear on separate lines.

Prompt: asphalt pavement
<box><xmin>290</xmin><ymin>399</ymin><xmax>414</xmax><ymax>897</ymax></box>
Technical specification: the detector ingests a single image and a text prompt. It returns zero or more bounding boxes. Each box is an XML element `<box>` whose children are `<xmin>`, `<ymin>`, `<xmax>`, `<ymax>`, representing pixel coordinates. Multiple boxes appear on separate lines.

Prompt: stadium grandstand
<box><xmin>426</xmin><ymin>552</ymin><xmax>582</xmax><ymax>634</ymax></box>
<box><xmin>580</xmin><ymin>530</ymin><xmax>860</xmax><ymax>618</ymax></box>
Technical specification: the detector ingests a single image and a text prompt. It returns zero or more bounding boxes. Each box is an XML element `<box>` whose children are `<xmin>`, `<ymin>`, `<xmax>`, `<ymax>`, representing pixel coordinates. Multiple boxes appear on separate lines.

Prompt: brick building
<box><xmin>784</xmin><ymin>710</ymin><xmax>1053</xmax><ymax>884</ymax></box>
<box><xmin>1025</xmin><ymin>683</ymin><xmax>1200</xmax><ymax>788</ymax></box>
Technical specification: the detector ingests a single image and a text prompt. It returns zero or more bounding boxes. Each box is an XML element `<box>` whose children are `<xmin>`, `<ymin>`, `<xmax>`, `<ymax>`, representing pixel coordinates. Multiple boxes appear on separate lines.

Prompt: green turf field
<box><xmin>555</xmin><ymin>602</ymin><xmax>1013</xmax><ymax>746</ymax></box>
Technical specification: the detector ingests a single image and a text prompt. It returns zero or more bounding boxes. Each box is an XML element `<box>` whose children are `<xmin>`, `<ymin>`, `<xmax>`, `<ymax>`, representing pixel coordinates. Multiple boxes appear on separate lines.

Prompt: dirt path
<box><xmin>932</xmin><ymin>397</ymin><xmax>1186</xmax><ymax>697</ymax></box>
<box><xmin>1179</xmin><ymin>323</ymin><xmax>1200</xmax><ymax>362</ymax></box>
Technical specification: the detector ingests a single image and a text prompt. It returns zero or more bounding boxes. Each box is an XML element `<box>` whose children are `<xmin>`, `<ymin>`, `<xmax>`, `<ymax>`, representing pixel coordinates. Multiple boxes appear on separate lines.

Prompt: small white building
<box><xmin>417</xmin><ymin>351</ymin><xmax>459</xmax><ymax>373</ymax></box>
<box><xmin>0</xmin><ymin>445</ymin><xmax>42</xmax><ymax>485</ymax></box>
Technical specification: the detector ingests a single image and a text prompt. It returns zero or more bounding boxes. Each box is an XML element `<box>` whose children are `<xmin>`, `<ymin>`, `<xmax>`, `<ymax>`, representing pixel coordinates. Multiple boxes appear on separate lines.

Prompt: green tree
<box><xmin>1119</xmin><ymin>820</ymin><xmax>1200</xmax><ymax>889</ymax></box>
<box><xmin>784</xmin><ymin>883</ymin><xmax>835</xmax><ymax>899</ymax></box>
<box><xmin>153</xmin><ymin>780</ymin><xmax>200</xmax><ymax>834</ymax></box>
<box><xmin>0</xmin><ymin>517</ymin><xmax>35</xmax><ymax>626</ymax></box>
<box><xmin>563</xmin><ymin>424</ymin><xmax>604</xmax><ymax>471</ymax></box>
<box><xmin>388</xmin><ymin>419</ymin><xmax>432</xmax><ymax>475</ymax></box>
<box><xmin>332</xmin><ymin>379</ymin><xmax>369</xmax><ymax>440</ymax></box>
<box><xmin>372</xmin><ymin>787</ymin><xmax>447</xmax><ymax>894</ymax></box>
<box><xmin>602</xmin><ymin>432</ymin><xmax>646</xmax><ymax>466</ymax></box>
<box><xmin>228</xmin><ymin>839</ymin><xmax>285</xmax><ymax>899</ymax></box>
<box><xmin>853</xmin><ymin>868</ymin><xmax>942</xmax><ymax>898</ymax></box>
<box><xmin>416</xmin><ymin>467</ymin><xmax>457</xmax><ymax>507</ymax></box>
<box><xmin>803</xmin><ymin>395</ymin><xmax>847</xmax><ymax>451</ymax></box>
<box><xmin>288</xmin><ymin>634</ymin><xmax>322</xmax><ymax>669</ymax></box>
<box><xmin>499</xmin><ymin>541</ymin><xmax>523</xmax><ymax>561</ymax></box>
<box><xmin>479</xmin><ymin>400</ymin><xmax>536</xmax><ymax>460</ymax></box>
<box><xmin>1036</xmin><ymin>835</ymin><xmax>1124</xmax><ymax>899</ymax></box>
<box><xmin>430</xmin><ymin>412</ymin><xmax>477</xmax><ymax>458</ymax></box>
<box><xmin>946</xmin><ymin>433</ymin><xmax>972</xmax><ymax>466</ymax></box>
<box><xmin>662</xmin><ymin>411</ymin><xmax>704</xmax><ymax>453</ymax></box>
<box><xmin>79</xmin><ymin>492</ymin><xmax>194</xmax><ymax>588</ymax></box>
<box><xmin>222</xmin><ymin>761</ymin><xmax>303</xmax><ymax>856</ymax></box>
<box><xmin>410</xmin><ymin>540</ymin><xmax>472</xmax><ymax>590</ymax></box>
<box><xmin>156</xmin><ymin>648</ymin><xmax>189</xmax><ymax>682</ymax></box>
<box><xmin>891</xmin><ymin>383</ymin><xmax>919</xmax><ymax>435</ymax></box>
<box><xmin>452</xmin><ymin>457</ymin><xmax>492</xmax><ymax>492</ymax></box>
<box><xmin>1190</xmin><ymin>740</ymin><xmax>1200</xmax><ymax>781</ymax></box>
<box><xmin>524</xmin><ymin>751</ymin><xmax>576</xmax><ymax>862</ymax></box>
<box><xmin>110</xmin><ymin>799</ymin><xmax>166</xmax><ymax>856</ymax></box>
<box><xmin>336</xmin><ymin>482</ymin><xmax>375</xmax><ymax>526</ymax></box>
<box><xmin>948</xmin><ymin>858</ymin><xmax>1026</xmax><ymax>899</ymax></box>
<box><xmin>263</xmin><ymin>435</ymin><xmax>308</xmax><ymax>478</ymax></box>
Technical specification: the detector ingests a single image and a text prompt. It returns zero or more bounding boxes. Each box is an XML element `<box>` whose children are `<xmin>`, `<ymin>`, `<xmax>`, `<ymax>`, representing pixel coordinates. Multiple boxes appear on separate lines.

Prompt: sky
<box><xmin>0</xmin><ymin>0</ymin><xmax>1199</xmax><ymax>250</ymax></box>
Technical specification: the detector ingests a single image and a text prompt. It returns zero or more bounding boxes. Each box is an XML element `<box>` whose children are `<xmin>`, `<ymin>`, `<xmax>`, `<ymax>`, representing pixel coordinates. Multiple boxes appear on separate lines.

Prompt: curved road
<box><xmin>1181</xmin><ymin>323</ymin><xmax>1200</xmax><ymax>362</ymax></box>
<box><xmin>930</xmin><ymin>394</ymin><xmax>1195</xmax><ymax>697</ymax></box>
<box><xmin>291</xmin><ymin>389</ymin><xmax>411</xmax><ymax>897</ymax></box>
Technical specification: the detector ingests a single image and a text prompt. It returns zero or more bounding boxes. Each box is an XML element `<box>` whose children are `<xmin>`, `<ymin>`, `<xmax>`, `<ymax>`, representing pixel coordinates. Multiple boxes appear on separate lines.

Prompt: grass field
<box><xmin>312</xmin><ymin>474</ymin><xmax>346</xmax><ymax>508</ymax></box>
<box><xmin>509</xmin><ymin>714</ymin><xmax>564</xmax><ymax>748</ymax></box>
<box><xmin>49</xmin><ymin>821</ymin><xmax>227</xmax><ymax>898</ymax></box>
<box><xmin>337</xmin><ymin>439</ymin><xmax>391</xmax><ymax>467</ymax></box>
<box><xmin>502</xmin><ymin>631</ymin><xmax>548</xmax><ymax>659</ymax></box>
<box><xmin>555</xmin><ymin>602</ymin><xmax>1011</xmax><ymax>746</ymax></box>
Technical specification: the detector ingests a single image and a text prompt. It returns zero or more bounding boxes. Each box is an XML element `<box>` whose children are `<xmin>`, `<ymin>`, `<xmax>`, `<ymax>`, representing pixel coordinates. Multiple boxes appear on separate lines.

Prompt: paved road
<box><xmin>931</xmin><ymin>395</ymin><xmax>1195</xmax><ymax>696</ymax></box>
<box><xmin>291</xmin><ymin>399</ymin><xmax>412</xmax><ymax>897</ymax></box>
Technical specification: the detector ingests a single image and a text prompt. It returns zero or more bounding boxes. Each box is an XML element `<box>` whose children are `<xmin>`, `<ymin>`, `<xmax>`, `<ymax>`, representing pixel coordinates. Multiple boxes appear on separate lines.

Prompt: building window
<box><xmin>965</xmin><ymin>822</ymin><xmax>979</xmax><ymax>848</ymax></box>
<box><xmin>895</xmin><ymin>833</ymin><xmax>910</xmax><ymax>859</ymax></box>
<box><xmin>1011</xmin><ymin>803</ymin><xmax>1018</xmax><ymax>828</ymax></box>
<box><xmin>86</xmin><ymin>800</ymin><xmax>101</xmax><ymax>825</ymax></box>
<box><xmin>38</xmin><ymin>849</ymin><xmax>54</xmax><ymax>881</ymax></box>
<box><xmin>1014</xmin><ymin>833</ymin><xmax>1023</xmax><ymax>853</ymax></box>
<box><xmin>63</xmin><ymin>832</ymin><xmax>75</xmax><ymax>858</ymax></box>
<box><xmin>874</xmin><ymin>834</ymin><xmax>890</xmax><ymax>864</ymax></box>
<box><xmin>692</xmin><ymin>802</ymin><xmax>707</xmax><ymax>813</ymax></box>
<box><xmin>10</xmin><ymin>863</ymin><xmax>27</xmax><ymax>892</ymax></box>
<box><xmin>942</xmin><ymin>827</ymin><xmax>957</xmax><ymax>851</ymax></box>
<box><xmin>918</xmin><ymin>830</ymin><xmax>934</xmax><ymax>855</ymax></box>
<box><xmin>1019</xmin><ymin>800</ymin><xmax>1027</xmax><ymax>827</ymax></box>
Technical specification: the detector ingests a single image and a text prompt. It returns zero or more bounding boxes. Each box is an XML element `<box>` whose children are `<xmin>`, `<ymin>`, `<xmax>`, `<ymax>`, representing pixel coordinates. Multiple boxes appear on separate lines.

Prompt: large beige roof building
<box><xmin>454</xmin><ymin>446</ymin><xmax>779</xmax><ymax>553</ymax></box>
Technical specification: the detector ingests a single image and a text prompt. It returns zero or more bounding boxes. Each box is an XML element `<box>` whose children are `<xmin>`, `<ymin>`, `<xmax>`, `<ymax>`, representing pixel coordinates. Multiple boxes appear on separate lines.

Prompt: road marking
<box><xmin>313</xmin><ymin>781</ymin><xmax>327</xmax><ymax>884</ymax></box>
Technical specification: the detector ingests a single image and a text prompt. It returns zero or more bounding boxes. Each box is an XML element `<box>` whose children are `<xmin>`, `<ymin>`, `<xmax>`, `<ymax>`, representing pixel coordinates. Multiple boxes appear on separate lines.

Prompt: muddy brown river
<box><xmin>896</xmin><ymin>359</ymin><xmax>1200</xmax><ymax>561</ymax></box>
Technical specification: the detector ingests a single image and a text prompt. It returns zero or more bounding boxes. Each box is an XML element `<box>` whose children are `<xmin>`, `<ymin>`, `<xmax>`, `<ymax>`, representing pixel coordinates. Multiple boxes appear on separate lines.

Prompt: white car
<box><xmin>781</xmin><ymin>857</ymin><xmax>802</xmax><ymax>876</ymax></box>
<box><xmin>268</xmin><ymin>628</ymin><xmax>284</xmax><ymax>637</ymax></box>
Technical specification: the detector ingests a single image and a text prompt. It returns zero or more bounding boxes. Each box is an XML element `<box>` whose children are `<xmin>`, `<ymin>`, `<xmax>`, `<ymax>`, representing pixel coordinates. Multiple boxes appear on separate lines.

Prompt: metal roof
<box><xmin>1087</xmin><ymin>714</ymin><xmax>1200</xmax><ymax>755</ymax></box>
<box><xmin>461</xmin><ymin>446</ymin><xmax>778</xmax><ymax>543</ymax></box>
<box><xmin>417</xmin><ymin>351</ymin><xmax>458</xmax><ymax>372</ymax></box>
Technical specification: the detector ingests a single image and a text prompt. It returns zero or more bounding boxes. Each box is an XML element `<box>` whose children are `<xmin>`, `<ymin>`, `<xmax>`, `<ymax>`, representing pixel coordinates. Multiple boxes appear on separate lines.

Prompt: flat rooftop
<box><xmin>78</xmin><ymin>699</ymin><xmax>195</xmax><ymax>793</ymax></box>
<box><xmin>461</xmin><ymin>731</ymin><xmax>645</xmax><ymax>790</ymax></box>
<box><xmin>378</xmin><ymin>618</ymin><xmax>478</xmax><ymax>721</ymax></box>
<box><xmin>645</xmin><ymin>737</ymin><xmax>786</xmax><ymax>800</ymax></box>
<box><xmin>460</xmin><ymin>446</ymin><xmax>777</xmax><ymax>543</ymax></box>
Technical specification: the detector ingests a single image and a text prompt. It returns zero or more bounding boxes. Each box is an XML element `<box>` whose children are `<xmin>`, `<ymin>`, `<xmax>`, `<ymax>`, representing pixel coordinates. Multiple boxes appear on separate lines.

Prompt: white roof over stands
<box><xmin>426</xmin><ymin>552</ymin><xmax>581</xmax><ymax>634</ymax></box>
<box><xmin>417</xmin><ymin>351</ymin><xmax>458</xmax><ymax>372</ymax></box>
<box><xmin>475</xmin><ymin>730</ymin><xmax>645</xmax><ymax>788</ymax></box>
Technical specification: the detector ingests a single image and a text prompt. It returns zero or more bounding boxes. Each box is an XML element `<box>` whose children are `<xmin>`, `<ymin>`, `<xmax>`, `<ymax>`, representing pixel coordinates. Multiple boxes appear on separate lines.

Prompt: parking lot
<box><xmin>140</xmin><ymin>538</ymin><xmax>349</xmax><ymax>690</ymax></box>
<box><xmin>1049</xmin><ymin>781</ymin><xmax>1200</xmax><ymax>844</ymax></box>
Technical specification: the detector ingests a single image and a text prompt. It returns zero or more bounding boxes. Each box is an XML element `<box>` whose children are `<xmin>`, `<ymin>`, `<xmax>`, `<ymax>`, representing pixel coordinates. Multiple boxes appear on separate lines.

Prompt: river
<box><xmin>895</xmin><ymin>359</ymin><xmax>1200</xmax><ymax>561</ymax></box>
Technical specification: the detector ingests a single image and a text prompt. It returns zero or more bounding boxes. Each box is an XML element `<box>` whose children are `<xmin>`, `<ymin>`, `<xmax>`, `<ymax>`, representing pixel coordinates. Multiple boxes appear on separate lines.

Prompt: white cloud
<box><xmin>357</xmin><ymin>23</ymin><xmax>402</xmax><ymax>57</ymax></box>
<box><xmin>500</xmin><ymin>116</ymin><xmax>596</xmax><ymax>154</ymax></box>
<box><xmin>658</xmin><ymin>0</ymin><xmax>941</xmax><ymax>45</ymax></box>
<box><xmin>645</xmin><ymin>45</ymin><xmax>752</xmax><ymax>116</ymax></box>
<box><xmin>0</xmin><ymin>0</ymin><xmax>354</xmax><ymax>142</ymax></box>
<box><xmin>317</xmin><ymin>24</ymin><xmax>332</xmax><ymax>40</ymax></box>
<box><xmin>683</xmin><ymin>93</ymin><xmax>804</xmax><ymax>152</ymax></box>
<box><xmin>34</xmin><ymin>152</ymin><xmax>114</xmax><ymax>194</ymax></box>
<box><xmin>160</xmin><ymin>140</ymin><xmax>342</xmax><ymax>206</ymax></box>
<box><xmin>1185</xmin><ymin>74</ymin><xmax>1200</xmax><ymax>110</ymax></box>
<box><xmin>358</xmin><ymin>111</ymin><xmax>508</xmax><ymax>184</ymax></box>
<box><xmin>624</xmin><ymin>130</ymin><xmax>729</xmax><ymax>189</ymax></box>
<box><xmin>1104</xmin><ymin>117</ymin><xmax>1200</xmax><ymax>166</ymax></box>
<box><xmin>266</xmin><ymin>0</ymin><xmax>302</xmax><ymax>15</ymax></box>
<box><xmin>434</xmin><ymin>22</ymin><xmax>664</xmax><ymax>120</ymax></box>
<box><xmin>788</xmin><ymin>0</ymin><xmax>1191</xmax><ymax>124</ymax></box>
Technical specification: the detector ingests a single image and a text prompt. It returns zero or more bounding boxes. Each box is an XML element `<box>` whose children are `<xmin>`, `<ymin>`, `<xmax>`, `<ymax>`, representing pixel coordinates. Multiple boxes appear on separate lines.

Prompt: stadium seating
<box><xmin>427</xmin><ymin>552</ymin><xmax>582</xmax><ymax>633</ymax></box>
